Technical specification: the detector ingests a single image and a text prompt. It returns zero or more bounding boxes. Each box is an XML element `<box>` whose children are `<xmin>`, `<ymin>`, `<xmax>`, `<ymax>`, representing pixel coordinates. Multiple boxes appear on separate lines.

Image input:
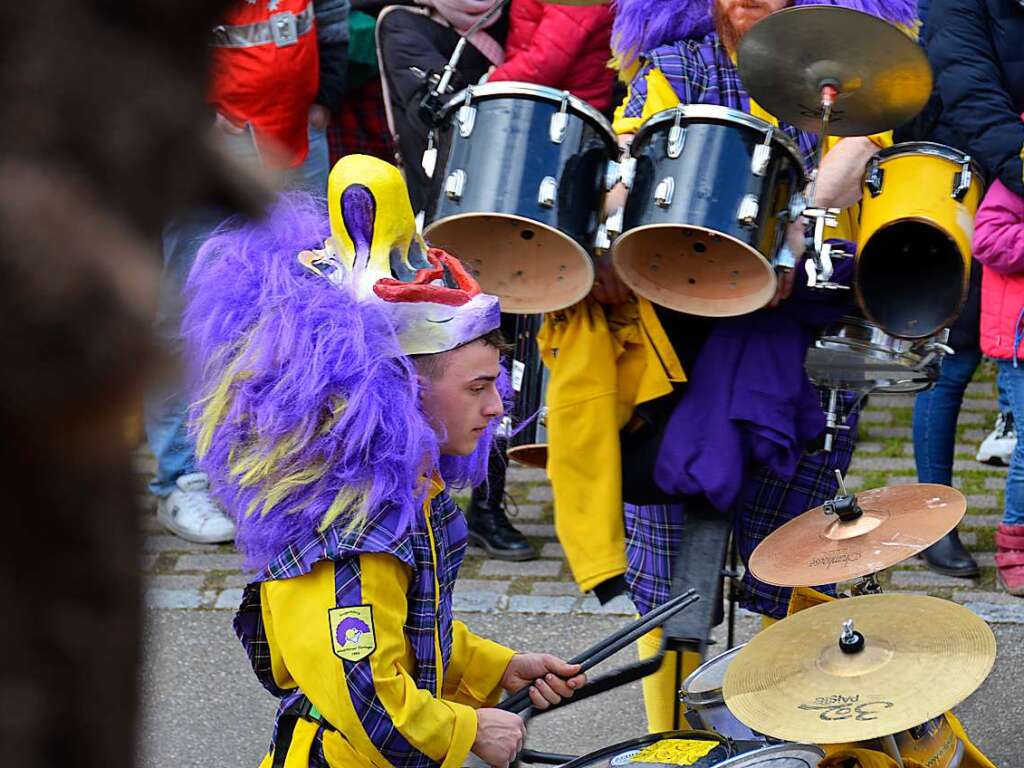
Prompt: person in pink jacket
<box><xmin>977</xmin><ymin>172</ymin><xmax>1024</xmax><ymax>596</ymax></box>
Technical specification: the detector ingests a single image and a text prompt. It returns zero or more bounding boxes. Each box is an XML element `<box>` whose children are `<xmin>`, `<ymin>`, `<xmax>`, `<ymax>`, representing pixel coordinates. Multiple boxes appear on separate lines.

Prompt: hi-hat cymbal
<box><xmin>737</xmin><ymin>6</ymin><xmax>932</xmax><ymax>136</ymax></box>
<box><xmin>723</xmin><ymin>594</ymin><xmax>996</xmax><ymax>743</ymax></box>
<box><xmin>749</xmin><ymin>483</ymin><xmax>966</xmax><ymax>586</ymax></box>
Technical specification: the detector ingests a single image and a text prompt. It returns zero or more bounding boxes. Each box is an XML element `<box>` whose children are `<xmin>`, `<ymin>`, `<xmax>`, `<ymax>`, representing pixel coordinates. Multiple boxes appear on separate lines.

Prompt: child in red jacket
<box><xmin>976</xmin><ymin>170</ymin><xmax>1024</xmax><ymax>595</ymax></box>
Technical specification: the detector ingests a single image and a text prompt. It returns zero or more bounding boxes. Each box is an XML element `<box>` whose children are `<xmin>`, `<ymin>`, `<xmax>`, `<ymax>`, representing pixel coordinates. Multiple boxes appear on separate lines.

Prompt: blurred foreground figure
<box><xmin>0</xmin><ymin>2</ymin><xmax>259</xmax><ymax>765</ymax></box>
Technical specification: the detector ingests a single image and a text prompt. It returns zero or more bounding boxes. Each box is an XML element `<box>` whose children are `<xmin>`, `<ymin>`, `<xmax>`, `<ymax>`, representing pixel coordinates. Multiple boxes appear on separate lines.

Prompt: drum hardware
<box><xmin>751</xmin><ymin>128</ymin><xmax>774</xmax><ymax>177</ymax></box>
<box><xmin>849</xmin><ymin>570</ymin><xmax>883</xmax><ymax>596</ymax></box>
<box><xmin>456</xmin><ymin>91</ymin><xmax>476</xmax><ymax>137</ymax></box>
<box><xmin>737</xmin><ymin>6</ymin><xmax>932</xmax><ymax>137</ymax></box>
<box><xmin>800</xmin><ymin>205</ymin><xmax>845</xmax><ymax>289</ymax></box>
<box><xmin>706</xmin><ymin>744</ymin><xmax>825</xmax><ymax>768</ymax></box>
<box><xmin>952</xmin><ymin>156</ymin><xmax>974</xmax><ymax>201</ymax></box>
<box><xmin>748</xmin><ymin>481</ymin><xmax>967</xmax><ymax>587</ymax></box>
<box><xmin>603</xmin><ymin>207</ymin><xmax>624</xmax><ymax>239</ymax></box>
<box><xmin>550</xmin><ymin>93</ymin><xmax>570</xmax><ymax>144</ymax></box>
<box><xmin>538</xmin><ymin>176</ymin><xmax>558</xmax><ymax>208</ymax></box>
<box><xmin>593</xmin><ymin>221</ymin><xmax>612</xmax><ymax>251</ymax></box>
<box><xmin>444</xmin><ymin>168</ymin><xmax>466</xmax><ymax>201</ymax></box>
<box><xmin>737</xmin><ymin>194</ymin><xmax>760</xmax><ymax>228</ymax></box>
<box><xmin>421</xmin><ymin>134</ymin><xmax>437</xmax><ymax>178</ymax></box>
<box><xmin>666</xmin><ymin>107</ymin><xmax>686</xmax><ymax>159</ymax></box>
<box><xmin>820</xmin><ymin>389</ymin><xmax>852</xmax><ymax>452</ymax></box>
<box><xmin>722</xmin><ymin>594</ymin><xmax>996</xmax><ymax>744</ymax></box>
<box><xmin>554</xmin><ymin>731</ymin><xmax>732</xmax><ymax>768</ymax></box>
<box><xmin>681</xmin><ymin>644</ymin><xmax>764</xmax><ymax>742</ymax></box>
<box><xmin>654</xmin><ymin>177</ymin><xmax>674</xmax><ymax>208</ymax></box>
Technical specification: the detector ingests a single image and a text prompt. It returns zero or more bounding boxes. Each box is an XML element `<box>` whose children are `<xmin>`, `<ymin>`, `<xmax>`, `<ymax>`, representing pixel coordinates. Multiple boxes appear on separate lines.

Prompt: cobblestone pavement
<box><xmin>139</xmin><ymin>364</ymin><xmax>1024</xmax><ymax>623</ymax></box>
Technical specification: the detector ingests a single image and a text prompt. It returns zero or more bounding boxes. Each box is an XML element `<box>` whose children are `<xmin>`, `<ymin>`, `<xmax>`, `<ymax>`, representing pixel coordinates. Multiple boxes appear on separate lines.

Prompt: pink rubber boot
<box><xmin>995</xmin><ymin>523</ymin><xmax>1024</xmax><ymax>596</ymax></box>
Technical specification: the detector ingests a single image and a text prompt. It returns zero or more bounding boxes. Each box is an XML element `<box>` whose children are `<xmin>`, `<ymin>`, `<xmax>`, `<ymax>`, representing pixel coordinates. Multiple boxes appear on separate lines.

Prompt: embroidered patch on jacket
<box><xmin>328</xmin><ymin>605</ymin><xmax>376</xmax><ymax>662</ymax></box>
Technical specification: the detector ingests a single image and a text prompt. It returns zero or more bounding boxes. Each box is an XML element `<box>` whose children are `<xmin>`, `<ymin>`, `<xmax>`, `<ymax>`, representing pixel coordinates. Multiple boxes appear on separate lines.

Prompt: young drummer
<box><xmin>183</xmin><ymin>155</ymin><xmax>584</xmax><ymax>767</ymax></box>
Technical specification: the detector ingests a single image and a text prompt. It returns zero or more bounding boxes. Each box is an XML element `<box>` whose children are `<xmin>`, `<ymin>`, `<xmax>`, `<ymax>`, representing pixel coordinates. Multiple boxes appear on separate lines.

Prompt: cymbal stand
<box><xmin>802</xmin><ymin>83</ymin><xmax>848</xmax><ymax>290</ymax></box>
<box><xmin>822</xmin><ymin>388</ymin><xmax>852</xmax><ymax>452</ymax></box>
<box><xmin>850</xmin><ymin>570</ymin><xmax>883</xmax><ymax>596</ymax></box>
<box><xmin>880</xmin><ymin>734</ymin><xmax>906</xmax><ymax>768</ymax></box>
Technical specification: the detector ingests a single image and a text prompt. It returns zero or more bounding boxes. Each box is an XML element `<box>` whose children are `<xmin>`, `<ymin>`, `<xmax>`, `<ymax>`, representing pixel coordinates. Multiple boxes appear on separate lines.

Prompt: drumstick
<box><xmin>497</xmin><ymin>589</ymin><xmax>699</xmax><ymax>714</ymax></box>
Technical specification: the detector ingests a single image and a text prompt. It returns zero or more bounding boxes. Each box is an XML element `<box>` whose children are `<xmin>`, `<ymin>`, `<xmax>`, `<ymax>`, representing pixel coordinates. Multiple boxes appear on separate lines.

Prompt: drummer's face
<box><xmin>716</xmin><ymin>0</ymin><xmax>789</xmax><ymax>45</ymax></box>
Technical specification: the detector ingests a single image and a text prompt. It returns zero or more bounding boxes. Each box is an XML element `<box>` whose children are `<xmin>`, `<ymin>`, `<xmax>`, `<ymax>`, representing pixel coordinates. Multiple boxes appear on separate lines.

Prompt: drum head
<box><xmin>425</xmin><ymin>213</ymin><xmax>594</xmax><ymax>314</ymax></box>
<box><xmin>710</xmin><ymin>744</ymin><xmax>824</xmax><ymax>767</ymax></box>
<box><xmin>507</xmin><ymin>443</ymin><xmax>548</xmax><ymax>469</ymax></box>
<box><xmin>612</xmin><ymin>225</ymin><xmax>776</xmax><ymax>317</ymax></box>
<box><xmin>562</xmin><ymin>731</ymin><xmax>731</xmax><ymax>768</ymax></box>
<box><xmin>683</xmin><ymin>645</ymin><xmax>747</xmax><ymax>707</ymax></box>
<box><xmin>858</xmin><ymin>219</ymin><xmax>966</xmax><ymax>339</ymax></box>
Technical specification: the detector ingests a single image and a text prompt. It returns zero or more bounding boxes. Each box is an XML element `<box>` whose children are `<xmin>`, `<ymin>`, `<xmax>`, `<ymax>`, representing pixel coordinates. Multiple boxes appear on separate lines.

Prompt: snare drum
<box><xmin>857</xmin><ymin>142</ymin><xmax>984</xmax><ymax>339</ymax></box>
<box><xmin>709</xmin><ymin>744</ymin><xmax>825</xmax><ymax>767</ymax></box>
<box><xmin>804</xmin><ymin>316</ymin><xmax>951</xmax><ymax>395</ymax></box>
<box><xmin>682</xmin><ymin>645</ymin><xmax>763</xmax><ymax>742</ymax></box>
<box><xmin>612</xmin><ymin>105</ymin><xmax>806</xmax><ymax>317</ymax></box>
<box><xmin>561</xmin><ymin>730</ymin><xmax>732</xmax><ymax>767</ymax></box>
<box><xmin>423</xmin><ymin>83</ymin><xmax>618</xmax><ymax>314</ymax></box>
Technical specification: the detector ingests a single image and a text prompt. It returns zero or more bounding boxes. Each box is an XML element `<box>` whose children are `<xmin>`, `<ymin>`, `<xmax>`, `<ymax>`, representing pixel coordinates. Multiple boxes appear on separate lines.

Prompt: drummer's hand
<box><xmin>768</xmin><ymin>267</ymin><xmax>796</xmax><ymax>308</ymax></box>
<box><xmin>501</xmin><ymin>653</ymin><xmax>586</xmax><ymax>709</ymax></box>
<box><xmin>590</xmin><ymin>254</ymin><xmax>633</xmax><ymax>305</ymax></box>
<box><xmin>472</xmin><ymin>708</ymin><xmax>526</xmax><ymax>767</ymax></box>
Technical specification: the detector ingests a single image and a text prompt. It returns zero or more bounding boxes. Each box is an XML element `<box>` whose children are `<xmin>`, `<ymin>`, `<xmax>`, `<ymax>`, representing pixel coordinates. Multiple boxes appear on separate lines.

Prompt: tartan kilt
<box><xmin>327</xmin><ymin>78</ymin><xmax>395</xmax><ymax>165</ymax></box>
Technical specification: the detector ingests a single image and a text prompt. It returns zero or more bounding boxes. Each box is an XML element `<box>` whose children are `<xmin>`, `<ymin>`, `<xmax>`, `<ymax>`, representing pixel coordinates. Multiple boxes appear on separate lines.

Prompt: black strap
<box><xmin>270</xmin><ymin>696</ymin><xmax>337</xmax><ymax>768</ymax></box>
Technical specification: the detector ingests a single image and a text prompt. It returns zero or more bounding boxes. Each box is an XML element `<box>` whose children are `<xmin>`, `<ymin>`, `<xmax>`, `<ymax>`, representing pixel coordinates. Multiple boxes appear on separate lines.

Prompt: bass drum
<box><xmin>857</xmin><ymin>142</ymin><xmax>984</xmax><ymax>339</ymax></box>
<box><xmin>423</xmin><ymin>82</ymin><xmax>617</xmax><ymax>314</ymax></box>
<box><xmin>560</xmin><ymin>731</ymin><xmax>731</xmax><ymax>768</ymax></box>
<box><xmin>612</xmin><ymin>105</ymin><xmax>806</xmax><ymax>317</ymax></box>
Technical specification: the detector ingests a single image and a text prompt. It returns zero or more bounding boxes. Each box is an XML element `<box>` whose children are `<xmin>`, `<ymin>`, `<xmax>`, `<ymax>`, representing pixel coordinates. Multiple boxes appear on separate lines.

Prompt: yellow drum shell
<box><xmin>856</xmin><ymin>142</ymin><xmax>984</xmax><ymax>339</ymax></box>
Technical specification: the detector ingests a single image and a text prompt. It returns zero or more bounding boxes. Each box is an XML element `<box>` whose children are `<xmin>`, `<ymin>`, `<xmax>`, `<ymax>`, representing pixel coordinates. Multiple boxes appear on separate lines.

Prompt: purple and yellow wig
<box><xmin>611</xmin><ymin>0</ymin><xmax>919</xmax><ymax>68</ymax></box>
<box><xmin>182</xmin><ymin>157</ymin><xmax>503</xmax><ymax>570</ymax></box>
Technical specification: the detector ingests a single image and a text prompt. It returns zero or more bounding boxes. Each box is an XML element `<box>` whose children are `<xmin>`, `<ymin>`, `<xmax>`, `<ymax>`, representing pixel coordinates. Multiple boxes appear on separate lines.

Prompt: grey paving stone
<box><xmin>213</xmin><ymin>588</ymin><xmax>244</xmax><ymax>610</ymax></box>
<box><xmin>140</xmin><ymin>554</ymin><xmax>160</xmax><ymax>571</ymax></box>
<box><xmin>962</xmin><ymin>601</ymin><xmax>1024</xmax><ymax>623</ymax></box>
<box><xmin>965</xmin><ymin>381</ymin><xmax>997</xmax><ymax>397</ymax></box>
<box><xmin>959</xmin><ymin>531</ymin><xmax>977</xmax><ymax>547</ymax></box>
<box><xmin>453</xmin><ymin>592</ymin><xmax>502</xmax><ymax>612</ymax></box>
<box><xmin>575</xmin><ymin>594</ymin><xmax>637</xmax><ymax>615</ymax></box>
<box><xmin>858</xmin><ymin>411</ymin><xmax>893</xmax><ymax>423</ymax></box>
<box><xmin>848</xmin><ymin>457</ymin><xmax>917</xmax><ymax>471</ymax></box>
<box><xmin>508</xmin><ymin>467</ymin><xmax>549</xmax><ymax>484</ymax></box>
<box><xmin>511</xmin><ymin>504</ymin><xmax>546</xmax><ymax>521</ymax></box>
<box><xmin>854</xmin><ymin>442</ymin><xmax>884</xmax><ymax>454</ymax></box>
<box><xmin>953</xmin><ymin>458</ymin><xmax>1006</xmax><ymax>472</ymax></box>
<box><xmin>174</xmin><ymin>553</ymin><xmax>247</xmax><ymax>572</ymax></box>
<box><xmin>986</xmin><ymin>477</ymin><xmax>1009</xmax><ymax>491</ymax></box>
<box><xmin>953</xmin><ymin>590</ymin><xmax>1024</xmax><ymax>605</ymax></box>
<box><xmin>147</xmin><ymin>575</ymin><xmax>206</xmax><ymax>591</ymax></box>
<box><xmin>540</xmin><ymin>542</ymin><xmax>564</xmax><ymax>559</ymax></box>
<box><xmin>517</xmin><ymin>523</ymin><xmax>557</xmax><ymax>538</ymax></box>
<box><xmin>479</xmin><ymin>559</ymin><xmax>563</xmax><ymax>578</ymax></box>
<box><xmin>884</xmin><ymin>475</ymin><xmax>919</xmax><ymax>486</ymax></box>
<box><xmin>974</xmin><ymin>553</ymin><xmax>996</xmax><ymax>567</ymax></box>
<box><xmin>963</xmin><ymin>515</ymin><xmax>1002</xmax><ymax>528</ymax></box>
<box><xmin>145</xmin><ymin>588</ymin><xmax>204</xmax><ymax>609</ymax></box>
<box><xmin>842</xmin><ymin>475</ymin><xmax>864</xmax><ymax>489</ymax></box>
<box><xmin>956</xmin><ymin>411</ymin><xmax>987</xmax><ymax>425</ymax></box>
<box><xmin>961</xmin><ymin>397</ymin><xmax>999</xmax><ymax>412</ymax></box>
<box><xmin>139</xmin><ymin>512</ymin><xmax>162</xmax><ymax>530</ymax></box>
<box><xmin>526</xmin><ymin>485</ymin><xmax>554</xmax><ymax>503</ymax></box>
<box><xmin>967</xmin><ymin>494</ymin><xmax>999</xmax><ymax>510</ymax></box>
<box><xmin>143</xmin><ymin>535</ymin><xmax>212</xmax><ymax>553</ymax></box>
<box><xmin>221</xmin><ymin>572</ymin><xmax>255</xmax><ymax>588</ymax></box>
<box><xmin>455</xmin><ymin>579</ymin><xmax>511</xmax><ymax>595</ymax></box>
<box><xmin>861</xmin><ymin>427</ymin><xmax>913</xmax><ymax>439</ymax></box>
<box><xmin>531</xmin><ymin>582</ymin><xmax>581</xmax><ymax>596</ymax></box>
<box><xmin>889</xmin><ymin>569</ymin><xmax>979</xmax><ymax>589</ymax></box>
<box><xmin>962</xmin><ymin>429</ymin><xmax>989</xmax><ymax>442</ymax></box>
<box><xmin>507</xmin><ymin>595</ymin><xmax>576</xmax><ymax>614</ymax></box>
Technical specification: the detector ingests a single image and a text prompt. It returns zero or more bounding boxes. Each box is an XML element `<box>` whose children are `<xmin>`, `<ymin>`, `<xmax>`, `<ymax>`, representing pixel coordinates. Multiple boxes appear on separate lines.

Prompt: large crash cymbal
<box><xmin>749</xmin><ymin>483</ymin><xmax>966</xmax><ymax>586</ymax></box>
<box><xmin>723</xmin><ymin>594</ymin><xmax>996</xmax><ymax>744</ymax></box>
<box><xmin>737</xmin><ymin>6</ymin><xmax>932</xmax><ymax>136</ymax></box>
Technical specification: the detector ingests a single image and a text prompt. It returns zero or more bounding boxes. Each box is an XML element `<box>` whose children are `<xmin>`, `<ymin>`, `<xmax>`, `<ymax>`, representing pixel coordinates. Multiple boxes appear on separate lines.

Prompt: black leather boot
<box><xmin>921</xmin><ymin>527</ymin><xmax>980</xmax><ymax>577</ymax></box>
<box><xmin>466</xmin><ymin>441</ymin><xmax>537</xmax><ymax>561</ymax></box>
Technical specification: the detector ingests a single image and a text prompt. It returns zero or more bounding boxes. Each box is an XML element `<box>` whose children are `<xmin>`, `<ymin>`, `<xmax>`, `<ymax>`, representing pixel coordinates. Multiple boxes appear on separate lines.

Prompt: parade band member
<box><xmin>184</xmin><ymin>156</ymin><xmax>584</xmax><ymax>767</ymax></box>
<box><xmin>540</xmin><ymin>0</ymin><xmax>914</xmax><ymax>732</ymax></box>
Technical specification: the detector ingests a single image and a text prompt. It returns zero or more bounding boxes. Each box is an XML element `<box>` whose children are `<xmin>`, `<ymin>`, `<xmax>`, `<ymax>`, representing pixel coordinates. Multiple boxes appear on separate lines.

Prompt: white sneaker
<box><xmin>157</xmin><ymin>472</ymin><xmax>236</xmax><ymax>544</ymax></box>
<box><xmin>976</xmin><ymin>412</ymin><xmax>1016</xmax><ymax>466</ymax></box>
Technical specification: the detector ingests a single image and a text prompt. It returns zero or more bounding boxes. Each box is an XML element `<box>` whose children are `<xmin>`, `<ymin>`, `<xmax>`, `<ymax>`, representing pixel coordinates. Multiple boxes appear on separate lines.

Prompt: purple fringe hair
<box><xmin>182</xmin><ymin>192</ymin><xmax>500</xmax><ymax>571</ymax></box>
<box><xmin>612</xmin><ymin>0</ymin><xmax>919</xmax><ymax>67</ymax></box>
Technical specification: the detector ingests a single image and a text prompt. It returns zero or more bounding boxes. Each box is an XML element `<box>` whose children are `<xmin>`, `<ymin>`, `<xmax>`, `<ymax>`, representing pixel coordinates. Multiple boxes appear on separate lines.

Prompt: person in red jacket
<box><xmin>976</xmin><ymin>164</ymin><xmax>1024</xmax><ymax>596</ymax></box>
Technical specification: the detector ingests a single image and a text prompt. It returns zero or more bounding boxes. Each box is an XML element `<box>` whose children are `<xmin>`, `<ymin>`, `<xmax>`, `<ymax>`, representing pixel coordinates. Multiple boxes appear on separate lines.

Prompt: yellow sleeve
<box><xmin>262</xmin><ymin>556</ymin><xmax>478</xmax><ymax>768</ymax></box>
<box><xmin>442</xmin><ymin>620</ymin><xmax>517</xmax><ymax>707</ymax></box>
<box><xmin>612</xmin><ymin>67</ymin><xmax>682</xmax><ymax>135</ymax></box>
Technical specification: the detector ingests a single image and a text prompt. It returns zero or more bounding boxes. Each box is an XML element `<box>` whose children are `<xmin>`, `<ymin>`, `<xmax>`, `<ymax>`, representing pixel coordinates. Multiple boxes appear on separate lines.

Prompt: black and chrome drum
<box><xmin>805</xmin><ymin>316</ymin><xmax>952</xmax><ymax>395</ymax></box>
<box><xmin>560</xmin><ymin>730</ymin><xmax>732</xmax><ymax>767</ymax></box>
<box><xmin>506</xmin><ymin>313</ymin><xmax>548</xmax><ymax>469</ymax></box>
<box><xmin>423</xmin><ymin>82</ymin><xmax>618</xmax><ymax>313</ymax></box>
<box><xmin>709</xmin><ymin>744</ymin><xmax>825</xmax><ymax>767</ymax></box>
<box><xmin>611</xmin><ymin>105</ymin><xmax>806</xmax><ymax>317</ymax></box>
<box><xmin>681</xmin><ymin>645</ymin><xmax>763</xmax><ymax>742</ymax></box>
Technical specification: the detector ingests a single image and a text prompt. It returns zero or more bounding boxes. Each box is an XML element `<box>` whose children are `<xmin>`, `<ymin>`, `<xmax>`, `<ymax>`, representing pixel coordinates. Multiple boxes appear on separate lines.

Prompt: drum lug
<box><xmin>604</xmin><ymin>207</ymin><xmax>624</xmax><ymax>239</ymax></box>
<box><xmin>421</xmin><ymin>134</ymin><xmax>437</xmax><ymax>179</ymax></box>
<box><xmin>654</xmin><ymin>177</ymin><xmax>675</xmax><ymax>208</ymax></box>
<box><xmin>604</xmin><ymin>160</ymin><xmax>621</xmax><ymax>191</ymax></box>
<box><xmin>594</xmin><ymin>221</ymin><xmax>612</xmax><ymax>251</ymax></box>
<box><xmin>538</xmin><ymin>176</ymin><xmax>558</xmax><ymax>208</ymax></box>
<box><xmin>751</xmin><ymin>128</ymin><xmax>773</xmax><ymax>177</ymax></box>
<box><xmin>865</xmin><ymin>156</ymin><xmax>885</xmax><ymax>197</ymax></box>
<box><xmin>620</xmin><ymin>157</ymin><xmax>637</xmax><ymax>189</ymax></box>
<box><xmin>737</xmin><ymin>194</ymin><xmax>760</xmax><ymax>227</ymax></box>
<box><xmin>445</xmin><ymin>169</ymin><xmax>466</xmax><ymax>201</ymax></box>
<box><xmin>667</xmin><ymin>107</ymin><xmax>685</xmax><ymax>159</ymax></box>
<box><xmin>952</xmin><ymin>156</ymin><xmax>973</xmax><ymax>201</ymax></box>
<box><xmin>457</xmin><ymin>90</ymin><xmax>476</xmax><ymax>138</ymax></box>
<box><xmin>549</xmin><ymin>93</ymin><xmax>570</xmax><ymax>144</ymax></box>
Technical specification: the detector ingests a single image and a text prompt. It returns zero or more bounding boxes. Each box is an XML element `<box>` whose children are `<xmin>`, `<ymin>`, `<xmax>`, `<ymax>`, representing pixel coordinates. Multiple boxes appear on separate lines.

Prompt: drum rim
<box><xmin>708</xmin><ymin>743</ymin><xmax>825</xmax><ymax>767</ymax></box>
<box><xmin>632</xmin><ymin>104</ymin><xmax>806</xmax><ymax>180</ymax></box>
<box><xmin>440</xmin><ymin>81</ymin><xmax>617</xmax><ymax>148</ymax></box>
<box><xmin>682</xmin><ymin>644</ymin><xmax>747</xmax><ymax>706</ymax></box>
<box><xmin>558</xmin><ymin>729</ymin><xmax>729</xmax><ymax>768</ymax></box>
<box><xmin>875</xmin><ymin>141</ymin><xmax>986</xmax><ymax>181</ymax></box>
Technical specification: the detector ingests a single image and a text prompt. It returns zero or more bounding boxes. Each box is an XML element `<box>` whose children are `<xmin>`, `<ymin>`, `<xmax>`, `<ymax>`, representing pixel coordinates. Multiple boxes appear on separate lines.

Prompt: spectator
<box><xmin>975</xmin><ymin>170</ymin><xmax>1024</xmax><ymax>596</ymax></box>
<box><xmin>901</xmin><ymin>0</ymin><xmax>1023</xmax><ymax>577</ymax></box>
<box><xmin>146</xmin><ymin>0</ymin><xmax>349</xmax><ymax>544</ymax></box>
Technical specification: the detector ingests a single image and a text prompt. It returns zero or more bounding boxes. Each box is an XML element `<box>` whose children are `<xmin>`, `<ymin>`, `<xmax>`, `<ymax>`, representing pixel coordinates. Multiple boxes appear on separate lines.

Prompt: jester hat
<box><xmin>611</xmin><ymin>0</ymin><xmax>919</xmax><ymax>68</ymax></box>
<box><xmin>183</xmin><ymin>156</ymin><xmax>502</xmax><ymax>569</ymax></box>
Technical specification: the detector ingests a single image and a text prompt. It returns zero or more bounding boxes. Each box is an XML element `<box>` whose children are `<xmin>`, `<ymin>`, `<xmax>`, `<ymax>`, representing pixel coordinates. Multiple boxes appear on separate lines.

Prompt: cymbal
<box><xmin>748</xmin><ymin>483</ymin><xmax>966</xmax><ymax>586</ymax></box>
<box><xmin>723</xmin><ymin>594</ymin><xmax>996</xmax><ymax>743</ymax></box>
<box><xmin>737</xmin><ymin>6</ymin><xmax>932</xmax><ymax>136</ymax></box>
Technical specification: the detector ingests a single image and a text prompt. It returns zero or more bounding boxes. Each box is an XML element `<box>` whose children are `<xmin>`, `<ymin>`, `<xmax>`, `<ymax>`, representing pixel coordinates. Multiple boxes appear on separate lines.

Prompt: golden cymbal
<box><xmin>737</xmin><ymin>6</ymin><xmax>932</xmax><ymax>136</ymax></box>
<box><xmin>723</xmin><ymin>594</ymin><xmax>996</xmax><ymax>744</ymax></box>
<box><xmin>749</xmin><ymin>483</ymin><xmax>966</xmax><ymax>586</ymax></box>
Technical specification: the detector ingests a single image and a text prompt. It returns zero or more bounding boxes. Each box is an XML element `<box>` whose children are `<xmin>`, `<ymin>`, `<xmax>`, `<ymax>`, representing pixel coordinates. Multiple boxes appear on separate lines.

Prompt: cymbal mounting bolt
<box><xmin>839</xmin><ymin>619</ymin><xmax>865</xmax><ymax>654</ymax></box>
